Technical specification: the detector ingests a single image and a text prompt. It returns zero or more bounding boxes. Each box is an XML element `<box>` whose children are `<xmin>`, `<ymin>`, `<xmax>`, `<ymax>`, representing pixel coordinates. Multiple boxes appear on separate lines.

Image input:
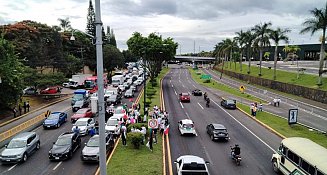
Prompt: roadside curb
<box><xmin>0</xmin><ymin>95</ymin><xmax>72</xmax><ymax>127</ymax></box>
<box><xmin>237</xmin><ymin>106</ymin><xmax>286</xmax><ymax>139</ymax></box>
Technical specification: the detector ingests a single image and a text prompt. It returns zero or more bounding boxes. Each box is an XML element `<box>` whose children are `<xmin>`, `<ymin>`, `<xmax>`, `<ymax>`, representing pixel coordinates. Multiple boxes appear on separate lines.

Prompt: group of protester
<box><xmin>13</xmin><ymin>99</ymin><xmax>30</xmax><ymax>118</ymax></box>
<box><xmin>250</xmin><ymin>102</ymin><xmax>263</xmax><ymax>117</ymax></box>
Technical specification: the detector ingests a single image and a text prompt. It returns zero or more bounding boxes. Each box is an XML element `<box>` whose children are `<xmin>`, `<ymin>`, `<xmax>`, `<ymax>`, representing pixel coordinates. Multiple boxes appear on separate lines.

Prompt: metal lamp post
<box><xmin>94</xmin><ymin>0</ymin><xmax>106</xmax><ymax>174</ymax></box>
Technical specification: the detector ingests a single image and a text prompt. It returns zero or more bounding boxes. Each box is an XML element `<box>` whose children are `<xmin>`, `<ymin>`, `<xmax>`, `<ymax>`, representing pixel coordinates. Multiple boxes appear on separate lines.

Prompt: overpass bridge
<box><xmin>173</xmin><ymin>56</ymin><xmax>215</xmax><ymax>62</ymax></box>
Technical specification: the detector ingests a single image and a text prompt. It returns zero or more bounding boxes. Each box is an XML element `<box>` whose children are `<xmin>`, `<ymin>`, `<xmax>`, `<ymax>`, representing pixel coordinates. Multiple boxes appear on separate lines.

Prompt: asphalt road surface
<box><xmin>0</xmin><ymin>85</ymin><xmax>142</xmax><ymax>175</ymax></box>
<box><xmin>164</xmin><ymin>67</ymin><xmax>282</xmax><ymax>175</ymax></box>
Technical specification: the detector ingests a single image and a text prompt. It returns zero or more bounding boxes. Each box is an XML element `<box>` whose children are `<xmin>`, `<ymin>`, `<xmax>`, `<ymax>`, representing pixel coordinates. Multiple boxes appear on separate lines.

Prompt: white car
<box><xmin>118</xmin><ymin>85</ymin><xmax>125</xmax><ymax>92</ymax></box>
<box><xmin>174</xmin><ymin>155</ymin><xmax>210</xmax><ymax>175</ymax></box>
<box><xmin>105</xmin><ymin>117</ymin><xmax>120</xmax><ymax>136</ymax></box>
<box><xmin>112</xmin><ymin>106</ymin><xmax>126</xmax><ymax>119</ymax></box>
<box><xmin>178</xmin><ymin>119</ymin><xmax>197</xmax><ymax>136</ymax></box>
<box><xmin>72</xmin><ymin>118</ymin><xmax>95</xmax><ymax>136</ymax></box>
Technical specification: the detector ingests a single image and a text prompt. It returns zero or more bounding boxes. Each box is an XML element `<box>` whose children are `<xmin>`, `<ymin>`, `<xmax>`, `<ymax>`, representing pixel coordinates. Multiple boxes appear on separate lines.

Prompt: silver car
<box><xmin>0</xmin><ymin>132</ymin><xmax>40</xmax><ymax>164</ymax></box>
<box><xmin>81</xmin><ymin>134</ymin><xmax>114</xmax><ymax>162</ymax></box>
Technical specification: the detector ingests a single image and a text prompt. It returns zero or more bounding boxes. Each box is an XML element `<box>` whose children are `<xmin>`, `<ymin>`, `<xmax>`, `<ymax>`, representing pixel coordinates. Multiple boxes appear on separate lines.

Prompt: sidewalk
<box><xmin>203</xmin><ymin>69</ymin><xmax>327</xmax><ymax>133</ymax></box>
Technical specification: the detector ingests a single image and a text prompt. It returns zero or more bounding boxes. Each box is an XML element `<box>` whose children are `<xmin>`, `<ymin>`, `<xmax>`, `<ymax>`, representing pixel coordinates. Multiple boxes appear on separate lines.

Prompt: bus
<box><xmin>271</xmin><ymin>137</ymin><xmax>327</xmax><ymax>175</ymax></box>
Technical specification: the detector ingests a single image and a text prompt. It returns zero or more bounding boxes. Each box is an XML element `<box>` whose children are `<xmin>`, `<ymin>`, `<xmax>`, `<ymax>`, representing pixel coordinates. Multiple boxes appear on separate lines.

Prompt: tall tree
<box><xmin>252</xmin><ymin>22</ymin><xmax>272</xmax><ymax>76</ymax></box>
<box><xmin>234</xmin><ymin>30</ymin><xmax>246</xmax><ymax>72</ymax></box>
<box><xmin>86</xmin><ymin>0</ymin><xmax>95</xmax><ymax>37</ymax></box>
<box><xmin>270</xmin><ymin>28</ymin><xmax>290</xmax><ymax>80</ymax></box>
<box><xmin>243</xmin><ymin>30</ymin><xmax>256</xmax><ymax>74</ymax></box>
<box><xmin>300</xmin><ymin>2</ymin><xmax>327</xmax><ymax>85</ymax></box>
<box><xmin>110</xmin><ymin>29</ymin><xmax>117</xmax><ymax>47</ymax></box>
<box><xmin>57</xmin><ymin>17</ymin><xmax>71</xmax><ymax>32</ymax></box>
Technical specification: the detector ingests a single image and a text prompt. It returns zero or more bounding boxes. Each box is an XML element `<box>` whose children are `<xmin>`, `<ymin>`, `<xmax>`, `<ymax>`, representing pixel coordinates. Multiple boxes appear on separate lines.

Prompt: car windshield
<box><xmin>73</xmin><ymin>94</ymin><xmax>84</xmax><ymax>100</ymax></box>
<box><xmin>226</xmin><ymin>100</ymin><xmax>235</xmax><ymax>104</ymax></box>
<box><xmin>182</xmin><ymin>163</ymin><xmax>206</xmax><ymax>170</ymax></box>
<box><xmin>75</xmin><ymin>120</ymin><xmax>87</xmax><ymax>126</ymax></box>
<box><xmin>106</xmin><ymin>119</ymin><xmax>118</xmax><ymax>126</ymax></box>
<box><xmin>75</xmin><ymin>101</ymin><xmax>83</xmax><ymax>105</ymax></box>
<box><xmin>7</xmin><ymin>140</ymin><xmax>26</xmax><ymax>148</ymax></box>
<box><xmin>76</xmin><ymin>109</ymin><xmax>87</xmax><ymax>114</ymax></box>
<box><xmin>55</xmin><ymin>136</ymin><xmax>71</xmax><ymax>146</ymax></box>
<box><xmin>87</xmin><ymin>137</ymin><xmax>99</xmax><ymax>147</ymax></box>
<box><xmin>47</xmin><ymin>114</ymin><xmax>59</xmax><ymax>120</ymax></box>
<box><xmin>215</xmin><ymin>129</ymin><xmax>227</xmax><ymax>133</ymax></box>
<box><xmin>183</xmin><ymin>124</ymin><xmax>194</xmax><ymax>129</ymax></box>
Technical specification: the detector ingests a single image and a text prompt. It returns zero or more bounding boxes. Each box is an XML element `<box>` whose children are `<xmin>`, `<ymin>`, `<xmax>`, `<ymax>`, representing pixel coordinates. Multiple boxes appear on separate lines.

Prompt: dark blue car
<box><xmin>43</xmin><ymin>112</ymin><xmax>68</xmax><ymax>129</ymax></box>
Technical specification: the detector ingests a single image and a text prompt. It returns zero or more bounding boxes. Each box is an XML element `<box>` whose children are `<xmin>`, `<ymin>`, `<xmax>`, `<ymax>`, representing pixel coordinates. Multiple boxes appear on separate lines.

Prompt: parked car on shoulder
<box><xmin>221</xmin><ymin>99</ymin><xmax>236</xmax><ymax>109</ymax></box>
<box><xmin>178</xmin><ymin>119</ymin><xmax>197</xmax><ymax>136</ymax></box>
<box><xmin>0</xmin><ymin>132</ymin><xmax>40</xmax><ymax>164</ymax></box>
<box><xmin>40</xmin><ymin>86</ymin><xmax>62</xmax><ymax>94</ymax></box>
<box><xmin>174</xmin><ymin>155</ymin><xmax>210</xmax><ymax>175</ymax></box>
<box><xmin>43</xmin><ymin>112</ymin><xmax>68</xmax><ymax>129</ymax></box>
<box><xmin>206</xmin><ymin>123</ymin><xmax>229</xmax><ymax>141</ymax></box>
<box><xmin>49</xmin><ymin>132</ymin><xmax>81</xmax><ymax>161</ymax></box>
<box><xmin>192</xmin><ymin>89</ymin><xmax>203</xmax><ymax>96</ymax></box>
<box><xmin>179</xmin><ymin>93</ymin><xmax>191</xmax><ymax>102</ymax></box>
<box><xmin>71</xmin><ymin>108</ymin><xmax>93</xmax><ymax>123</ymax></box>
<box><xmin>23</xmin><ymin>87</ymin><xmax>38</xmax><ymax>95</ymax></box>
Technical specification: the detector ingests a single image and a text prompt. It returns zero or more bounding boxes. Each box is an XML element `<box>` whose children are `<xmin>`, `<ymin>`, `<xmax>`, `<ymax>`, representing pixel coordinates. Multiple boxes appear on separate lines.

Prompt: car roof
<box><xmin>181</xmin><ymin>119</ymin><xmax>193</xmax><ymax>124</ymax></box>
<box><xmin>76</xmin><ymin>118</ymin><xmax>92</xmax><ymax>122</ymax></box>
<box><xmin>178</xmin><ymin>155</ymin><xmax>205</xmax><ymax>164</ymax></box>
<box><xmin>13</xmin><ymin>132</ymin><xmax>36</xmax><ymax>140</ymax></box>
<box><xmin>59</xmin><ymin>132</ymin><xmax>75</xmax><ymax>138</ymax></box>
<box><xmin>211</xmin><ymin>123</ymin><xmax>226</xmax><ymax>129</ymax></box>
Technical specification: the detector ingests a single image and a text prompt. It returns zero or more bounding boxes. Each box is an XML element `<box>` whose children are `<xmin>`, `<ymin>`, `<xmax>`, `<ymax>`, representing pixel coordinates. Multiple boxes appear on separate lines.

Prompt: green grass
<box><xmin>189</xmin><ymin>68</ymin><xmax>266</xmax><ymax>103</ymax></box>
<box><xmin>107</xmin><ymin>68</ymin><xmax>169</xmax><ymax>175</ymax></box>
<box><xmin>219</xmin><ymin>62</ymin><xmax>327</xmax><ymax>90</ymax></box>
<box><xmin>237</xmin><ymin>103</ymin><xmax>327</xmax><ymax>148</ymax></box>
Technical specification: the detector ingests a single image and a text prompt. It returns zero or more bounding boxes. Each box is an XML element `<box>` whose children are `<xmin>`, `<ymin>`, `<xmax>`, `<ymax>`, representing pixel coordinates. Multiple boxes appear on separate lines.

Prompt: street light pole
<box><xmin>94</xmin><ymin>0</ymin><xmax>106</xmax><ymax>175</ymax></box>
<box><xmin>143</xmin><ymin>57</ymin><xmax>146</xmax><ymax>115</ymax></box>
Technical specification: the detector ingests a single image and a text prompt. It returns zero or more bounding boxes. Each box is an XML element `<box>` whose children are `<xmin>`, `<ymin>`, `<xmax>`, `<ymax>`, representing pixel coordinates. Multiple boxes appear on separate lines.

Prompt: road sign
<box><xmin>239</xmin><ymin>85</ymin><xmax>246</xmax><ymax>93</ymax></box>
<box><xmin>148</xmin><ymin>119</ymin><xmax>158</xmax><ymax>129</ymax></box>
<box><xmin>288</xmin><ymin>109</ymin><xmax>298</xmax><ymax>125</ymax></box>
<box><xmin>201</xmin><ymin>74</ymin><xmax>211</xmax><ymax>79</ymax></box>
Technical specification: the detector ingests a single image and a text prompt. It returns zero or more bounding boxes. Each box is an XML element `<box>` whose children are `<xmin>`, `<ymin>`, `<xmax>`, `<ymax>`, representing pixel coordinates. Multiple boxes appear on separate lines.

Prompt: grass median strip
<box><xmin>189</xmin><ymin>68</ymin><xmax>265</xmax><ymax>103</ymax></box>
<box><xmin>107</xmin><ymin>68</ymin><xmax>169</xmax><ymax>175</ymax></box>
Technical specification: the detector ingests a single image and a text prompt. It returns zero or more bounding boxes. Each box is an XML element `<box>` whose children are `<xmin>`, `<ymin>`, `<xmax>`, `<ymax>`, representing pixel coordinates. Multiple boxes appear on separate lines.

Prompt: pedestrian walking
<box><xmin>95</xmin><ymin>121</ymin><xmax>99</xmax><ymax>134</ymax></box>
<box><xmin>137</xmin><ymin>103</ymin><xmax>141</xmax><ymax>111</ymax></box>
<box><xmin>258</xmin><ymin>102</ymin><xmax>263</xmax><ymax>111</ymax></box>
<box><xmin>253</xmin><ymin>105</ymin><xmax>257</xmax><ymax>117</ymax></box>
<box><xmin>23</xmin><ymin>101</ymin><xmax>27</xmax><ymax>113</ymax></box>
<box><xmin>153</xmin><ymin>128</ymin><xmax>158</xmax><ymax>144</ymax></box>
<box><xmin>13</xmin><ymin>107</ymin><xmax>17</xmax><ymax>118</ymax></box>
<box><xmin>26</xmin><ymin>101</ymin><xmax>30</xmax><ymax>112</ymax></box>
<box><xmin>277</xmin><ymin>98</ymin><xmax>281</xmax><ymax>107</ymax></box>
<box><xmin>273</xmin><ymin>98</ymin><xmax>278</xmax><ymax>107</ymax></box>
<box><xmin>121</xmin><ymin>126</ymin><xmax>127</xmax><ymax>146</ymax></box>
<box><xmin>250</xmin><ymin>103</ymin><xmax>254</xmax><ymax>116</ymax></box>
<box><xmin>18</xmin><ymin>105</ymin><xmax>22</xmax><ymax>116</ymax></box>
<box><xmin>89</xmin><ymin>127</ymin><xmax>95</xmax><ymax>136</ymax></box>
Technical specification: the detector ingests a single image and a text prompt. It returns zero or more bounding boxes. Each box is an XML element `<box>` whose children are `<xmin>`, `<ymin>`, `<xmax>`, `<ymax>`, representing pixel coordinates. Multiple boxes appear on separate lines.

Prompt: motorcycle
<box><xmin>230</xmin><ymin>149</ymin><xmax>241</xmax><ymax>165</ymax></box>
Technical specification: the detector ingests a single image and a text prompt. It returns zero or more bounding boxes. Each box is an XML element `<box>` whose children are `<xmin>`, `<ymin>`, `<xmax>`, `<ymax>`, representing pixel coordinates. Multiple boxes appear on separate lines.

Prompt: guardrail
<box><xmin>0</xmin><ymin>111</ymin><xmax>48</xmax><ymax>143</ymax></box>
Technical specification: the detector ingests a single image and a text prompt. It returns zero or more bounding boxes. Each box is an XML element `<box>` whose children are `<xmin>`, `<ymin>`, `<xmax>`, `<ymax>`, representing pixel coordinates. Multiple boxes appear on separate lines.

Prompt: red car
<box><xmin>180</xmin><ymin>93</ymin><xmax>191</xmax><ymax>102</ymax></box>
<box><xmin>40</xmin><ymin>86</ymin><xmax>61</xmax><ymax>94</ymax></box>
<box><xmin>71</xmin><ymin>108</ymin><xmax>93</xmax><ymax>123</ymax></box>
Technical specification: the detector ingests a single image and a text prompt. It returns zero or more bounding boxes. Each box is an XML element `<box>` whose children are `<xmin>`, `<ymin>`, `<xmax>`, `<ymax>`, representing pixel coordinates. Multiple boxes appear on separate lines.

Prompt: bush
<box><xmin>127</xmin><ymin>123</ymin><xmax>148</xmax><ymax>132</ymax></box>
<box><xmin>203</xmin><ymin>79</ymin><xmax>211</xmax><ymax>83</ymax></box>
<box><xmin>128</xmin><ymin>132</ymin><xmax>143</xmax><ymax>149</ymax></box>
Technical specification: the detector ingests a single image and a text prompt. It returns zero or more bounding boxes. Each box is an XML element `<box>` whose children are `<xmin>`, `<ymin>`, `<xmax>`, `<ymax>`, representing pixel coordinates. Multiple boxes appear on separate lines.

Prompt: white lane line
<box><xmin>182</xmin><ymin>84</ymin><xmax>185</xmax><ymax>88</ymax></box>
<box><xmin>53</xmin><ymin>161</ymin><xmax>62</xmax><ymax>171</ymax></box>
<box><xmin>198</xmin><ymin>102</ymin><xmax>204</xmax><ymax>109</ymax></box>
<box><xmin>180</xmin><ymin>102</ymin><xmax>184</xmax><ymax>109</ymax></box>
<box><xmin>8</xmin><ymin>164</ymin><xmax>17</xmax><ymax>171</ymax></box>
<box><xmin>172</xmin><ymin>84</ymin><xmax>174</xmax><ymax>88</ymax></box>
<box><xmin>188</xmin><ymin>91</ymin><xmax>191</xmax><ymax>95</ymax></box>
<box><xmin>185</xmin><ymin>112</ymin><xmax>190</xmax><ymax>119</ymax></box>
<box><xmin>193</xmin><ymin>84</ymin><xmax>197</xmax><ymax>88</ymax></box>
<box><xmin>174</xmin><ymin>90</ymin><xmax>177</xmax><ymax>96</ymax></box>
<box><xmin>212</xmin><ymin>100</ymin><xmax>276</xmax><ymax>152</ymax></box>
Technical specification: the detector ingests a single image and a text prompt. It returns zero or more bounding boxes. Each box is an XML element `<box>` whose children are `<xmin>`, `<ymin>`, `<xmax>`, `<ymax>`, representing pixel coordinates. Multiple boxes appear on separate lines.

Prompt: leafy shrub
<box><xmin>203</xmin><ymin>79</ymin><xmax>211</xmax><ymax>83</ymax></box>
<box><xmin>128</xmin><ymin>132</ymin><xmax>143</xmax><ymax>149</ymax></box>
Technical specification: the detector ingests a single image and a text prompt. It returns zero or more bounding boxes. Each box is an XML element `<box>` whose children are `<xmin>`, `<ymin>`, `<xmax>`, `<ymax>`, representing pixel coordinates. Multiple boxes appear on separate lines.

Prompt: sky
<box><xmin>0</xmin><ymin>0</ymin><xmax>326</xmax><ymax>54</ymax></box>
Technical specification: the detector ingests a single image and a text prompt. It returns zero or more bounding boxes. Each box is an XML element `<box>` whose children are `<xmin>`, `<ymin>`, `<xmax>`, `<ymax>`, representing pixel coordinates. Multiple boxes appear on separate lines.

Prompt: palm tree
<box><xmin>58</xmin><ymin>17</ymin><xmax>71</xmax><ymax>32</ymax></box>
<box><xmin>270</xmin><ymin>28</ymin><xmax>290</xmax><ymax>80</ymax></box>
<box><xmin>300</xmin><ymin>3</ymin><xmax>327</xmax><ymax>85</ymax></box>
<box><xmin>235</xmin><ymin>30</ymin><xmax>246</xmax><ymax>72</ymax></box>
<box><xmin>243</xmin><ymin>30</ymin><xmax>256</xmax><ymax>74</ymax></box>
<box><xmin>252</xmin><ymin>22</ymin><xmax>272</xmax><ymax>76</ymax></box>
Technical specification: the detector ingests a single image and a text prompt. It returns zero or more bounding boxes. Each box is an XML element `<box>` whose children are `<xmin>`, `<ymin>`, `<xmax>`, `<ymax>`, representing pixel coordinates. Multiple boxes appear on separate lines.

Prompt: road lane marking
<box><xmin>53</xmin><ymin>161</ymin><xmax>62</xmax><ymax>171</ymax></box>
<box><xmin>193</xmin><ymin>84</ymin><xmax>197</xmax><ymax>88</ymax></box>
<box><xmin>185</xmin><ymin>112</ymin><xmax>190</xmax><ymax>119</ymax></box>
<box><xmin>188</xmin><ymin>91</ymin><xmax>191</xmax><ymax>95</ymax></box>
<box><xmin>212</xmin><ymin>100</ymin><xmax>276</xmax><ymax>152</ymax></box>
<box><xmin>180</xmin><ymin>102</ymin><xmax>184</xmax><ymax>109</ymax></box>
<box><xmin>198</xmin><ymin>102</ymin><xmax>204</xmax><ymax>109</ymax></box>
<box><xmin>171</xmin><ymin>84</ymin><xmax>174</xmax><ymax>88</ymax></box>
<box><xmin>8</xmin><ymin>164</ymin><xmax>17</xmax><ymax>171</ymax></box>
<box><xmin>182</xmin><ymin>84</ymin><xmax>185</xmax><ymax>88</ymax></box>
<box><xmin>174</xmin><ymin>90</ymin><xmax>177</xmax><ymax>96</ymax></box>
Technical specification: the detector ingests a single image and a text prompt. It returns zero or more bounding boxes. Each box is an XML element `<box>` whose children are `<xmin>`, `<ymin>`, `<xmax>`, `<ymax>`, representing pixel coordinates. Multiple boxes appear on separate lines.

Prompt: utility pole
<box><xmin>94</xmin><ymin>0</ymin><xmax>106</xmax><ymax>174</ymax></box>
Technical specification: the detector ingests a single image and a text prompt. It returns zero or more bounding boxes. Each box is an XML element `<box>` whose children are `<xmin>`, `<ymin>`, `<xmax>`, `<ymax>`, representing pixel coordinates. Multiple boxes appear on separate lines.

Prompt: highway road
<box><xmin>0</xmin><ymin>86</ymin><xmax>142</xmax><ymax>175</ymax></box>
<box><xmin>164</xmin><ymin>67</ymin><xmax>282</xmax><ymax>175</ymax></box>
